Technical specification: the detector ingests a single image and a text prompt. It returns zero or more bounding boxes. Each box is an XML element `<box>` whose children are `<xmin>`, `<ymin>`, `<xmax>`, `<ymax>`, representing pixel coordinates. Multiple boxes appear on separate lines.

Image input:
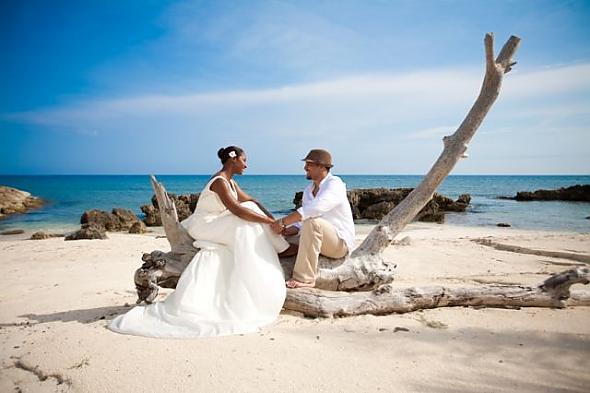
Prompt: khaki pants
<box><xmin>292</xmin><ymin>217</ymin><xmax>348</xmax><ymax>283</ymax></box>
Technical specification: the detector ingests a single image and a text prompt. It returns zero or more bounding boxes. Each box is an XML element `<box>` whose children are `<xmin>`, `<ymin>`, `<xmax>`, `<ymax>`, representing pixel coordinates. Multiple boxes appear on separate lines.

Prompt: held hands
<box><xmin>282</xmin><ymin>225</ymin><xmax>299</xmax><ymax>237</ymax></box>
<box><xmin>270</xmin><ymin>218</ymin><xmax>300</xmax><ymax>236</ymax></box>
<box><xmin>270</xmin><ymin>219</ymin><xmax>285</xmax><ymax>234</ymax></box>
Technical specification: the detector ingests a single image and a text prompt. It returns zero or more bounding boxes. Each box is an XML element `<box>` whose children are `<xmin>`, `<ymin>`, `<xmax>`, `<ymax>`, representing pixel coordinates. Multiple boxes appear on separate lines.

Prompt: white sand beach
<box><xmin>1</xmin><ymin>223</ymin><xmax>589</xmax><ymax>393</ymax></box>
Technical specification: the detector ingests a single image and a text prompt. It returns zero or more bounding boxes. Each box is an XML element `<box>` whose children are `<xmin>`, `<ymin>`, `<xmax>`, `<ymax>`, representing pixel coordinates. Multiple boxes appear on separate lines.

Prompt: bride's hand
<box><xmin>270</xmin><ymin>219</ymin><xmax>284</xmax><ymax>234</ymax></box>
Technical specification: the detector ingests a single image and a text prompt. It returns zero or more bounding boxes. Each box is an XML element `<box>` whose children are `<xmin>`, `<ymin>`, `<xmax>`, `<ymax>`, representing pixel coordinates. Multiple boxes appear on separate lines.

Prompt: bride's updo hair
<box><xmin>217</xmin><ymin>146</ymin><xmax>244</xmax><ymax>164</ymax></box>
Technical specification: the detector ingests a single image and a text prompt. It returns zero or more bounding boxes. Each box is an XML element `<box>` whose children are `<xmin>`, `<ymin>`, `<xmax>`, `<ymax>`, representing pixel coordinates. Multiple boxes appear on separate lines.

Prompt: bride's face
<box><xmin>233</xmin><ymin>153</ymin><xmax>248</xmax><ymax>175</ymax></box>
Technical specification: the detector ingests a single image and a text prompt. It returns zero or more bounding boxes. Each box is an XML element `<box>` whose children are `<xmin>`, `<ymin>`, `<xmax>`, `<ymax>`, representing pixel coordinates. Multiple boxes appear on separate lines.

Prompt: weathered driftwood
<box><xmin>133</xmin><ymin>33</ymin><xmax>589</xmax><ymax>315</ymax></box>
<box><xmin>284</xmin><ymin>267</ymin><xmax>590</xmax><ymax>317</ymax></box>
<box><xmin>309</xmin><ymin>33</ymin><xmax>522</xmax><ymax>292</ymax></box>
<box><xmin>473</xmin><ymin>238</ymin><xmax>590</xmax><ymax>264</ymax></box>
<box><xmin>354</xmin><ymin>33</ymin><xmax>520</xmax><ymax>255</ymax></box>
<box><xmin>134</xmin><ymin>176</ymin><xmax>199</xmax><ymax>303</ymax></box>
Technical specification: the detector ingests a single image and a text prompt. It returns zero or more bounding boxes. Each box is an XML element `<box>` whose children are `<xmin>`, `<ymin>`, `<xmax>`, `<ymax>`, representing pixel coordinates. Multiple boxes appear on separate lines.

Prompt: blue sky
<box><xmin>1</xmin><ymin>0</ymin><xmax>589</xmax><ymax>175</ymax></box>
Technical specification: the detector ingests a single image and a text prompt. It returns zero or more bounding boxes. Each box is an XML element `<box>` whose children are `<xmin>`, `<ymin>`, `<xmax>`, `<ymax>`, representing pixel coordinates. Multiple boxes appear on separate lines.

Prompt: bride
<box><xmin>109</xmin><ymin>146</ymin><xmax>291</xmax><ymax>338</ymax></box>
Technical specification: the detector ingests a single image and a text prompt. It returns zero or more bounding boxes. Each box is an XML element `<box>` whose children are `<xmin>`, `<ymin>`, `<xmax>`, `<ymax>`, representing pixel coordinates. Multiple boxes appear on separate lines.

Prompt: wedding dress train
<box><xmin>109</xmin><ymin>176</ymin><xmax>289</xmax><ymax>338</ymax></box>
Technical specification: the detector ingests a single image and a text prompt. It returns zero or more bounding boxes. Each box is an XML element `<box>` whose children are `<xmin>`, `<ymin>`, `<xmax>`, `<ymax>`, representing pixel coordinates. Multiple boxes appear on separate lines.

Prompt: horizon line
<box><xmin>1</xmin><ymin>173</ymin><xmax>589</xmax><ymax>177</ymax></box>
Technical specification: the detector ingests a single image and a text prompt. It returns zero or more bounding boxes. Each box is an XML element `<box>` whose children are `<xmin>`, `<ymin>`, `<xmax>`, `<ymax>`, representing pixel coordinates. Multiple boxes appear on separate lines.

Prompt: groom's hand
<box><xmin>282</xmin><ymin>226</ymin><xmax>299</xmax><ymax>237</ymax></box>
<box><xmin>270</xmin><ymin>220</ymin><xmax>284</xmax><ymax>234</ymax></box>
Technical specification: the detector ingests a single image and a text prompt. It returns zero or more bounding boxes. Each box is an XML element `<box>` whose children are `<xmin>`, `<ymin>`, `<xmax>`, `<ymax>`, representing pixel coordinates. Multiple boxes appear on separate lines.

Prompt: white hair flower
<box><xmin>228</xmin><ymin>151</ymin><xmax>237</xmax><ymax>158</ymax></box>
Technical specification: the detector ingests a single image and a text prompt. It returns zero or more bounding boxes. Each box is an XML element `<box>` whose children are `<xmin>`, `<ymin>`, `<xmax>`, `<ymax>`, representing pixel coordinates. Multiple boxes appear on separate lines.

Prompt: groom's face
<box><xmin>304</xmin><ymin>161</ymin><xmax>324</xmax><ymax>180</ymax></box>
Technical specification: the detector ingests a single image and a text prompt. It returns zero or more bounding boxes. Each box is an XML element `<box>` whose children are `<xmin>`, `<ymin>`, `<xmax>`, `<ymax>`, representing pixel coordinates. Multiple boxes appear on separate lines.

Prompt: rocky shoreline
<box><xmin>141</xmin><ymin>188</ymin><xmax>471</xmax><ymax>227</ymax></box>
<box><xmin>499</xmin><ymin>184</ymin><xmax>590</xmax><ymax>202</ymax></box>
<box><xmin>59</xmin><ymin>187</ymin><xmax>471</xmax><ymax>241</ymax></box>
<box><xmin>64</xmin><ymin>208</ymin><xmax>148</xmax><ymax>240</ymax></box>
<box><xmin>141</xmin><ymin>193</ymin><xmax>200</xmax><ymax>227</ymax></box>
<box><xmin>0</xmin><ymin>186</ymin><xmax>44</xmax><ymax>220</ymax></box>
<box><xmin>7</xmin><ymin>184</ymin><xmax>588</xmax><ymax>241</ymax></box>
<box><xmin>294</xmin><ymin>188</ymin><xmax>470</xmax><ymax>223</ymax></box>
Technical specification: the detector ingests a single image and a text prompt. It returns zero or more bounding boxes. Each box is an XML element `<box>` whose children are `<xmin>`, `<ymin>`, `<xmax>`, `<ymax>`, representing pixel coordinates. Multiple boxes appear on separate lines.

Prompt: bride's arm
<box><xmin>233</xmin><ymin>181</ymin><xmax>274</xmax><ymax>219</ymax></box>
<box><xmin>210</xmin><ymin>179</ymin><xmax>274</xmax><ymax>224</ymax></box>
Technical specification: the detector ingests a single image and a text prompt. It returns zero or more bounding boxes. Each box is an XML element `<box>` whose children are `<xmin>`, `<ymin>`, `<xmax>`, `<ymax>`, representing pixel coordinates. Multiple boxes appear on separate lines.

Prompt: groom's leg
<box><xmin>291</xmin><ymin>217</ymin><xmax>347</xmax><ymax>284</ymax></box>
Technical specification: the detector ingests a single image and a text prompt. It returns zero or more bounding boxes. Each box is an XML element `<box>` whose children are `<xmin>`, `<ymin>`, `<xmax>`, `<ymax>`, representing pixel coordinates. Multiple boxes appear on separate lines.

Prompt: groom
<box><xmin>271</xmin><ymin>149</ymin><xmax>355</xmax><ymax>288</ymax></box>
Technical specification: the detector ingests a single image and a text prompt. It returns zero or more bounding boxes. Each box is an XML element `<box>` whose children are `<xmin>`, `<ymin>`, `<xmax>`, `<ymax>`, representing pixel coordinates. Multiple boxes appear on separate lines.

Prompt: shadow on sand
<box><xmin>1</xmin><ymin>305</ymin><xmax>135</xmax><ymax>327</ymax></box>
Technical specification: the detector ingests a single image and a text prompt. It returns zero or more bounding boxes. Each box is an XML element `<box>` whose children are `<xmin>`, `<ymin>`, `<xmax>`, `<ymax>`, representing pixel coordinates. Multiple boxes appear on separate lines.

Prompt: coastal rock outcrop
<box><xmin>294</xmin><ymin>188</ymin><xmax>471</xmax><ymax>223</ymax></box>
<box><xmin>500</xmin><ymin>184</ymin><xmax>590</xmax><ymax>202</ymax></box>
<box><xmin>128</xmin><ymin>221</ymin><xmax>147</xmax><ymax>234</ymax></box>
<box><xmin>30</xmin><ymin>231</ymin><xmax>64</xmax><ymax>240</ymax></box>
<box><xmin>141</xmin><ymin>193</ymin><xmax>200</xmax><ymax>226</ymax></box>
<box><xmin>65</xmin><ymin>207</ymin><xmax>144</xmax><ymax>240</ymax></box>
<box><xmin>81</xmin><ymin>208</ymin><xmax>143</xmax><ymax>231</ymax></box>
<box><xmin>0</xmin><ymin>186</ymin><xmax>44</xmax><ymax>219</ymax></box>
<box><xmin>65</xmin><ymin>224</ymin><xmax>108</xmax><ymax>240</ymax></box>
<box><xmin>140</xmin><ymin>188</ymin><xmax>470</xmax><ymax>226</ymax></box>
<box><xmin>1</xmin><ymin>229</ymin><xmax>25</xmax><ymax>235</ymax></box>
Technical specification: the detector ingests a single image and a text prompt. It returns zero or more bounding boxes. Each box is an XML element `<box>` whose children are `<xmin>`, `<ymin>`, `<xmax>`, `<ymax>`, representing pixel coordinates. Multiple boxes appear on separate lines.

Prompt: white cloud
<box><xmin>14</xmin><ymin>63</ymin><xmax>590</xmax><ymax>119</ymax></box>
<box><xmin>6</xmin><ymin>63</ymin><xmax>589</xmax><ymax>146</ymax></box>
<box><xmin>503</xmin><ymin>63</ymin><xmax>590</xmax><ymax>98</ymax></box>
<box><xmin>3</xmin><ymin>70</ymin><xmax>473</xmax><ymax>130</ymax></box>
<box><xmin>405</xmin><ymin>125</ymin><xmax>457</xmax><ymax>140</ymax></box>
<box><xmin>3</xmin><ymin>62</ymin><xmax>589</xmax><ymax>174</ymax></box>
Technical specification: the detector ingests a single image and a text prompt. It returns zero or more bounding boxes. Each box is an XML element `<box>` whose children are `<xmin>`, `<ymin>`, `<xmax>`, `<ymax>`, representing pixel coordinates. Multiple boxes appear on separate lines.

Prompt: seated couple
<box><xmin>109</xmin><ymin>146</ymin><xmax>355</xmax><ymax>338</ymax></box>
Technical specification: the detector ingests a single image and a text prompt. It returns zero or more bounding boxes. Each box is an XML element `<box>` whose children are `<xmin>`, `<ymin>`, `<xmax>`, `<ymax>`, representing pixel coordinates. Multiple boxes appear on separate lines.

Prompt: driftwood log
<box><xmin>134</xmin><ymin>33</ymin><xmax>590</xmax><ymax>315</ymax></box>
<box><xmin>284</xmin><ymin>267</ymin><xmax>590</xmax><ymax>317</ymax></box>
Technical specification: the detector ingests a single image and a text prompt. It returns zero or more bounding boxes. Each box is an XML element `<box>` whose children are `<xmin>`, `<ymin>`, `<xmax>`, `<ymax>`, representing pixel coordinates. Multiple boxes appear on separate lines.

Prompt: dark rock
<box><xmin>364</xmin><ymin>201</ymin><xmax>396</xmax><ymax>220</ymax></box>
<box><xmin>128</xmin><ymin>221</ymin><xmax>147</xmax><ymax>234</ymax></box>
<box><xmin>511</xmin><ymin>184</ymin><xmax>590</xmax><ymax>202</ymax></box>
<box><xmin>81</xmin><ymin>210</ymin><xmax>120</xmax><ymax>231</ymax></box>
<box><xmin>141</xmin><ymin>193</ymin><xmax>200</xmax><ymax>226</ymax></box>
<box><xmin>293</xmin><ymin>188</ymin><xmax>471</xmax><ymax>223</ymax></box>
<box><xmin>30</xmin><ymin>231</ymin><xmax>50</xmax><ymax>240</ymax></box>
<box><xmin>423</xmin><ymin>197</ymin><xmax>454</xmax><ymax>223</ymax></box>
<box><xmin>65</xmin><ymin>225</ymin><xmax>108</xmax><ymax>240</ymax></box>
<box><xmin>347</xmin><ymin>188</ymin><xmax>408</xmax><ymax>220</ymax></box>
<box><xmin>415</xmin><ymin>200</ymin><xmax>445</xmax><ymax>223</ymax></box>
<box><xmin>446</xmin><ymin>194</ymin><xmax>471</xmax><ymax>211</ymax></box>
<box><xmin>496</xmin><ymin>223</ymin><xmax>511</xmax><ymax>227</ymax></box>
<box><xmin>1</xmin><ymin>229</ymin><xmax>25</xmax><ymax>235</ymax></box>
<box><xmin>29</xmin><ymin>231</ymin><xmax>63</xmax><ymax>240</ymax></box>
<box><xmin>141</xmin><ymin>204</ymin><xmax>161</xmax><ymax>226</ymax></box>
<box><xmin>112</xmin><ymin>208</ymin><xmax>141</xmax><ymax>230</ymax></box>
<box><xmin>80</xmin><ymin>208</ymin><xmax>142</xmax><ymax>232</ymax></box>
<box><xmin>586</xmin><ymin>216</ymin><xmax>590</xmax><ymax>220</ymax></box>
<box><xmin>0</xmin><ymin>186</ymin><xmax>44</xmax><ymax>219</ymax></box>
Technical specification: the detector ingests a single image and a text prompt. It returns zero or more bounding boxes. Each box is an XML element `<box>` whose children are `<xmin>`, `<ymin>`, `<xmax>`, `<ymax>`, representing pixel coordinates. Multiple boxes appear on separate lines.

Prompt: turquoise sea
<box><xmin>0</xmin><ymin>175</ymin><xmax>589</xmax><ymax>233</ymax></box>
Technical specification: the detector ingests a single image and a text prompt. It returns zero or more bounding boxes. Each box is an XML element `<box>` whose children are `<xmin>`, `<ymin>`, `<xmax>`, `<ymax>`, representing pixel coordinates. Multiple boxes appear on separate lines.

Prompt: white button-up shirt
<box><xmin>295</xmin><ymin>173</ymin><xmax>355</xmax><ymax>253</ymax></box>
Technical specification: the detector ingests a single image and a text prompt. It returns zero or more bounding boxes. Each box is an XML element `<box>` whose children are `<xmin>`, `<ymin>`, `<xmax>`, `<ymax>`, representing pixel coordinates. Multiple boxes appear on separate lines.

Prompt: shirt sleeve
<box><xmin>296</xmin><ymin>178</ymin><xmax>345</xmax><ymax>220</ymax></box>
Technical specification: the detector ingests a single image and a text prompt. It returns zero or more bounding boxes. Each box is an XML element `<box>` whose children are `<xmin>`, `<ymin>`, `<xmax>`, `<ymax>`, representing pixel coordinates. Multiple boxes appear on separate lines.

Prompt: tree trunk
<box><xmin>133</xmin><ymin>176</ymin><xmax>199</xmax><ymax>303</ymax></box>
<box><xmin>353</xmin><ymin>33</ymin><xmax>520</xmax><ymax>257</ymax></box>
<box><xmin>306</xmin><ymin>33</ymin><xmax>522</xmax><ymax>291</ymax></box>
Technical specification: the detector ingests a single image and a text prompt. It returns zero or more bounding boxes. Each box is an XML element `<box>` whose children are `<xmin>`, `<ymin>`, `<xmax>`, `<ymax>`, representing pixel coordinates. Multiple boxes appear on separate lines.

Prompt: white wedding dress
<box><xmin>109</xmin><ymin>176</ymin><xmax>289</xmax><ymax>338</ymax></box>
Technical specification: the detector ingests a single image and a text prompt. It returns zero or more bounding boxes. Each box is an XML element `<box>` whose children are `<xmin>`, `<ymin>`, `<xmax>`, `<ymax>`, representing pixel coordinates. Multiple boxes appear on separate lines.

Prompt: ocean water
<box><xmin>0</xmin><ymin>175</ymin><xmax>589</xmax><ymax>233</ymax></box>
